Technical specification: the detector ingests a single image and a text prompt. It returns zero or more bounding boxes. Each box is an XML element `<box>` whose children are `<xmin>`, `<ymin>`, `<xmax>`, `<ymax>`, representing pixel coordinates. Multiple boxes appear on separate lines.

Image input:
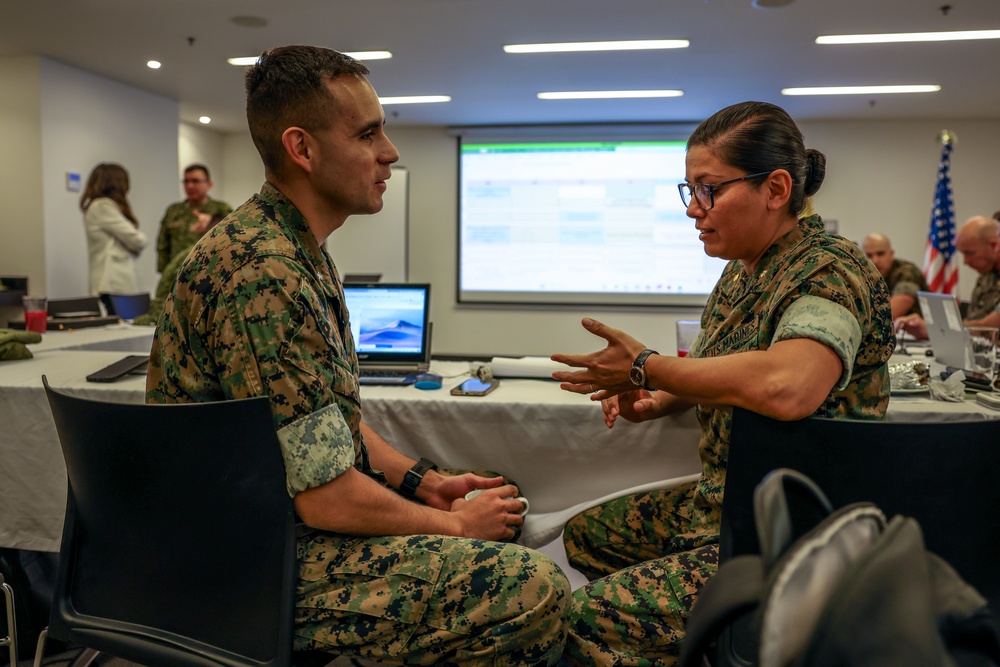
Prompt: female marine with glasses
<box><xmin>551</xmin><ymin>101</ymin><xmax>894</xmax><ymax>666</ymax></box>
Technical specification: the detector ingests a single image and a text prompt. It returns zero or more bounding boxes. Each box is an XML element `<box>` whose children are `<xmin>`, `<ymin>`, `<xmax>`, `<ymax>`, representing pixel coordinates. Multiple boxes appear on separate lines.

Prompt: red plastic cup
<box><xmin>676</xmin><ymin>320</ymin><xmax>700</xmax><ymax>358</ymax></box>
<box><xmin>22</xmin><ymin>296</ymin><xmax>48</xmax><ymax>333</ymax></box>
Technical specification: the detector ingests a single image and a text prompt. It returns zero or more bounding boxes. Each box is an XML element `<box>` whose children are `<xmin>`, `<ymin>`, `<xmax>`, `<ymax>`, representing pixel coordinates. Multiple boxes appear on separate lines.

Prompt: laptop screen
<box><xmin>917</xmin><ymin>290</ymin><xmax>969</xmax><ymax>368</ymax></box>
<box><xmin>343</xmin><ymin>283</ymin><xmax>431</xmax><ymax>366</ymax></box>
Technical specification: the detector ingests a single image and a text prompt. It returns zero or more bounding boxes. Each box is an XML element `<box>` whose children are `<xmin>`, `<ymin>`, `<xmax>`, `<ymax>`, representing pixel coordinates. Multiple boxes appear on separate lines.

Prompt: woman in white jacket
<box><xmin>80</xmin><ymin>163</ymin><xmax>148</xmax><ymax>295</ymax></box>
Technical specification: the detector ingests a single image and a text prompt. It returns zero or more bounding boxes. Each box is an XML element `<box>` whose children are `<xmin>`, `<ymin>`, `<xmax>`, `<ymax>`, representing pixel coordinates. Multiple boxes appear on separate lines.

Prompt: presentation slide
<box><xmin>458</xmin><ymin>137</ymin><xmax>727</xmax><ymax>306</ymax></box>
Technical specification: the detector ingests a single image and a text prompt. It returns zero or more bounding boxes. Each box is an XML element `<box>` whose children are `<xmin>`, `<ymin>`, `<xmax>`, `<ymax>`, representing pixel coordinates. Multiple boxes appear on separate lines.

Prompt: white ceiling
<box><xmin>3</xmin><ymin>0</ymin><xmax>1000</xmax><ymax>134</ymax></box>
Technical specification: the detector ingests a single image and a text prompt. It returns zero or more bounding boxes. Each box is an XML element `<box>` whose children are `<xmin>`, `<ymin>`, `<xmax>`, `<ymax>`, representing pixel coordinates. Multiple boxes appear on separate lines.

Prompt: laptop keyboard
<box><xmin>358</xmin><ymin>370</ymin><xmax>417</xmax><ymax>385</ymax></box>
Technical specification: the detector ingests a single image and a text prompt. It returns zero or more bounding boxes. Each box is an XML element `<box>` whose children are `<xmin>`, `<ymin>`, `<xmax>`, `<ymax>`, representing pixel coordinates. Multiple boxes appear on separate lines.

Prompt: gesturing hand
<box><xmin>550</xmin><ymin>317</ymin><xmax>646</xmax><ymax>400</ymax></box>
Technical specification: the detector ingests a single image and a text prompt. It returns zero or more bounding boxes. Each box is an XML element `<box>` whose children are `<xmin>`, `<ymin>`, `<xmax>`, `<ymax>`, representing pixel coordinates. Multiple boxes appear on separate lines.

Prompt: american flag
<box><xmin>922</xmin><ymin>136</ymin><xmax>958</xmax><ymax>294</ymax></box>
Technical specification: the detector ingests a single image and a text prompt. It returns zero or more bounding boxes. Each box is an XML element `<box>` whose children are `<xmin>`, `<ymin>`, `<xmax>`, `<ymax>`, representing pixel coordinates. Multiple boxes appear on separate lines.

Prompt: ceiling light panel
<box><xmin>782</xmin><ymin>85</ymin><xmax>941</xmax><ymax>95</ymax></box>
<box><xmin>227</xmin><ymin>51</ymin><xmax>392</xmax><ymax>67</ymax></box>
<box><xmin>538</xmin><ymin>90</ymin><xmax>684</xmax><ymax>99</ymax></box>
<box><xmin>379</xmin><ymin>95</ymin><xmax>451</xmax><ymax>105</ymax></box>
<box><xmin>817</xmin><ymin>30</ymin><xmax>1000</xmax><ymax>45</ymax></box>
<box><xmin>504</xmin><ymin>39</ymin><xmax>688</xmax><ymax>54</ymax></box>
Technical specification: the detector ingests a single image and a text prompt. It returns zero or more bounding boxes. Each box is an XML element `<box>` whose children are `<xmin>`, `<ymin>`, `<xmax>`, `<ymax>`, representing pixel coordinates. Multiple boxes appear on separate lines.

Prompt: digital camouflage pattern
<box><xmin>885</xmin><ymin>258</ymin><xmax>929</xmax><ymax>316</ymax></box>
<box><xmin>155</xmin><ymin>197</ymin><xmax>233</xmax><ymax>272</ymax></box>
<box><xmin>969</xmin><ymin>269</ymin><xmax>1000</xmax><ymax>321</ymax></box>
<box><xmin>563</xmin><ymin>215</ymin><xmax>894</xmax><ymax>667</ymax></box>
<box><xmin>147</xmin><ymin>183</ymin><xmax>569</xmax><ymax>665</ymax></box>
<box><xmin>296</xmin><ymin>533</ymin><xmax>569</xmax><ymax>665</ymax></box>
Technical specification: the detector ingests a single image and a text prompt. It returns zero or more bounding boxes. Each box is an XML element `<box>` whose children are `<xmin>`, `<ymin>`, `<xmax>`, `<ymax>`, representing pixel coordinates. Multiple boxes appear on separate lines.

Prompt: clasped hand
<box><xmin>427</xmin><ymin>473</ymin><xmax>525</xmax><ymax>541</ymax></box>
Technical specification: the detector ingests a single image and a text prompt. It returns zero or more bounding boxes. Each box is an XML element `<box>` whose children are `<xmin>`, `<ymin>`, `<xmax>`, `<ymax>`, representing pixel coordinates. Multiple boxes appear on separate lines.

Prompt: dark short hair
<box><xmin>184</xmin><ymin>163</ymin><xmax>211</xmax><ymax>181</ymax></box>
<box><xmin>245</xmin><ymin>45</ymin><xmax>370</xmax><ymax>178</ymax></box>
<box><xmin>688</xmin><ymin>101</ymin><xmax>826</xmax><ymax>216</ymax></box>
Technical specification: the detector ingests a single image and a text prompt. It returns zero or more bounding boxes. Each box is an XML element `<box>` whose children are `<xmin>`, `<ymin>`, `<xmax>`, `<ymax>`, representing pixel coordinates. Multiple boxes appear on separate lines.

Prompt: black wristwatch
<box><xmin>399</xmin><ymin>457</ymin><xmax>438</xmax><ymax>499</ymax></box>
<box><xmin>629</xmin><ymin>348</ymin><xmax>659</xmax><ymax>390</ymax></box>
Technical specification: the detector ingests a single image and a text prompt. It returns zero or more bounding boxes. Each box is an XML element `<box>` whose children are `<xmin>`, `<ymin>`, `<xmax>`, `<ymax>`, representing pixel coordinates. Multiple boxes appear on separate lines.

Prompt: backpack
<box><xmin>679</xmin><ymin>469</ymin><xmax>1000</xmax><ymax>667</ymax></box>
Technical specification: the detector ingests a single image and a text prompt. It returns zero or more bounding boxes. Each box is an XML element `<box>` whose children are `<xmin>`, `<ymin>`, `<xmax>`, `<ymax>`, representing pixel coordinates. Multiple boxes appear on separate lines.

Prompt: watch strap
<box><xmin>632</xmin><ymin>348</ymin><xmax>659</xmax><ymax>390</ymax></box>
<box><xmin>400</xmin><ymin>457</ymin><xmax>438</xmax><ymax>499</ymax></box>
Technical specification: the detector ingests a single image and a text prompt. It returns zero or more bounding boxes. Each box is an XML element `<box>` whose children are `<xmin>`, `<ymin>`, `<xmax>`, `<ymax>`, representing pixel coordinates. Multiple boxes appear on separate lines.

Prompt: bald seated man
<box><xmin>862</xmin><ymin>233</ymin><xmax>929</xmax><ymax>318</ymax></box>
<box><xmin>896</xmin><ymin>215</ymin><xmax>1000</xmax><ymax>338</ymax></box>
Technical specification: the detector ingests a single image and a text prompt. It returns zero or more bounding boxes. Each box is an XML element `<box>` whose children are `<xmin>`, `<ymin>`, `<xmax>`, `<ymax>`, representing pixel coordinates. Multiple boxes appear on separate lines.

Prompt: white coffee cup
<box><xmin>464</xmin><ymin>488</ymin><xmax>529</xmax><ymax>516</ymax></box>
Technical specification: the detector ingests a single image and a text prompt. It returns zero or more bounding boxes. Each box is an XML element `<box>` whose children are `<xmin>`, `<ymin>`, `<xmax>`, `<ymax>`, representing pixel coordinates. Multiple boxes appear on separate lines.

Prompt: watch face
<box><xmin>629</xmin><ymin>366</ymin><xmax>644</xmax><ymax>386</ymax></box>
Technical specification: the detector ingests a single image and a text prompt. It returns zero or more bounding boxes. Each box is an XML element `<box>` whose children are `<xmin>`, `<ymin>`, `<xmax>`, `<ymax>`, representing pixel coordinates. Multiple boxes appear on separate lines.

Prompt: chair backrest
<box><xmin>724</xmin><ymin>406</ymin><xmax>1000</xmax><ymax>604</ymax></box>
<box><xmin>717</xmin><ymin>406</ymin><xmax>1000</xmax><ymax>665</ymax></box>
<box><xmin>105</xmin><ymin>292</ymin><xmax>151</xmax><ymax>319</ymax></box>
<box><xmin>42</xmin><ymin>377</ymin><xmax>296</xmax><ymax>667</ymax></box>
<box><xmin>47</xmin><ymin>296</ymin><xmax>103</xmax><ymax>317</ymax></box>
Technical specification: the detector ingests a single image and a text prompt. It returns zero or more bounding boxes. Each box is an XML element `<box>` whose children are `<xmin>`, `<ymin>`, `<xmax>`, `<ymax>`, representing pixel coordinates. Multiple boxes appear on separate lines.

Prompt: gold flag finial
<box><xmin>938</xmin><ymin>129</ymin><xmax>957</xmax><ymax>146</ymax></box>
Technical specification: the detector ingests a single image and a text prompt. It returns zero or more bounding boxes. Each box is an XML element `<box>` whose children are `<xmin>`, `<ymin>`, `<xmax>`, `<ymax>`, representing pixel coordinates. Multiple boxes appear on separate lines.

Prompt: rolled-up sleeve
<box><xmin>278</xmin><ymin>403</ymin><xmax>357</xmax><ymax>496</ymax></box>
<box><xmin>772</xmin><ymin>294</ymin><xmax>862</xmax><ymax>390</ymax></box>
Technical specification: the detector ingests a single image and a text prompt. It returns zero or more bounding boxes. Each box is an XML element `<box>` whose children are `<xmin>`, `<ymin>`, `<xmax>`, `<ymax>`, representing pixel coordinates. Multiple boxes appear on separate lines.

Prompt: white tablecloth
<box><xmin>3</xmin><ymin>338</ymin><xmax>996</xmax><ymax>552</ymax></box>
<box><xmin>1</xmin><ymin>347</ymin><xmax>701</xmax><ymax>551</ymax></box>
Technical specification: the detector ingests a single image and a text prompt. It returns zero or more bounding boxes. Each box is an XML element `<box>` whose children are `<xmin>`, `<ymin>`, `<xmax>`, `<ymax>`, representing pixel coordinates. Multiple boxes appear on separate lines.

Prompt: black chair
<box><xmin>35</xmin><ymin>377</ymin><xmax>298</xmax><ymax>667</ymax></box>
<box><xmin>2</xmin><ymin>566</ymin><xmax>17</xmax><ymax>666</ymax></box>
<box><xmin>712</xmin><ymin>406</ymin><xmax>1000</xmax><ymax>666</ymax></box>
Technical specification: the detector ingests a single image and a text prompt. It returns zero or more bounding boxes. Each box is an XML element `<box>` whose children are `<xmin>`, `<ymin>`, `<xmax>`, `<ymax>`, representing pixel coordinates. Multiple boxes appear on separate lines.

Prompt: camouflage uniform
<box><xmin>562</xmin><ymin>216</ymin><xmax>893</xmax><ymax>667</ymax></box>
<box><xmin>968</xmin><ymin>270</ymin><xmax>1000</xmax><ymax>321</ymax></box>
<box><xmin>155</xmin><ymin>197</ymin><xmax>233</xmax><ymax>272</ymax></box>
<box><xmin>147</xmin><ymin>183</ymin><xmax>570</xmax><ymax>666</ymax></box>
<box><xmin>885</xmin><ymin>258</ymin><xmax>929</xmax><ymax>316</ymax></box>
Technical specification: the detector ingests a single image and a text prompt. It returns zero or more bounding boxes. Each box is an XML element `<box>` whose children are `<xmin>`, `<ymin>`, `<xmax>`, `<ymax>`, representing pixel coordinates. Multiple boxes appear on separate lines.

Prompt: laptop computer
<box><xmin>343</xmin><ymin>273</ymin><xmax>382</xmax><ymax>284</ymax></box>
<box><xmin>343</xmin><ymin>283</ymin><xmax>431</xmax><ymax>385</ymax></box>
<box><xmin>917</xmin><ymin>291</ymin><xmax>972</xmax><ymax>369</ymax></box>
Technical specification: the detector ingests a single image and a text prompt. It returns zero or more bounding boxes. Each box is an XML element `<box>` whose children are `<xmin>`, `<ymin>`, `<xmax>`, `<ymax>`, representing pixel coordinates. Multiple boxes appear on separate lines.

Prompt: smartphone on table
<box><xmin>450</xmin><ymin>378</ymin><xmax>500</xmax><ymax>396</ymax></box>
<box><xmin>86</xmin><ymin>354</ymin><xmax>149</xmax><ymax>383</ymax></box>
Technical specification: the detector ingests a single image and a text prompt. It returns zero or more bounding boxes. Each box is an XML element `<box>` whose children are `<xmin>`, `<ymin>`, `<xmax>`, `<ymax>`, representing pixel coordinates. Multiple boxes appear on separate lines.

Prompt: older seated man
<box><xmin>896</xmin><ymin>215</ymin><xmax>1000</xmax><ymax>338</ymax></box>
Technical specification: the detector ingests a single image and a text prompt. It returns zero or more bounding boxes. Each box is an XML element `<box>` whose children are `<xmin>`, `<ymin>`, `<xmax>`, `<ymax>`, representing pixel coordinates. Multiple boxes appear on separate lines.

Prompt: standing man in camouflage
<box><xmin>147</xmin><ymin>46</ymin><xmax>569</xmax><ymax>665</ymax></box>
<box><xmin>155</xmin><ymin>163</ymin><xmax>233</xmax><ymax>273</ymax></box>
<box><xmin>551</xmin><ymin>102</ymin><xmax>893</xmax><ymax>666</ymax></box>
<box><xmin>862</xmin><ymin>232</ymin><xmax>929</xmax><ymax>318</ymax></box>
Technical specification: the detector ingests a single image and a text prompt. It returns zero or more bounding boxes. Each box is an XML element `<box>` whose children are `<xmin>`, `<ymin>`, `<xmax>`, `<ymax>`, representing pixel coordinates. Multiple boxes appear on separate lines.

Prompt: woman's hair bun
<box><xmin>803</xmin><ymin>149</ymin><xmax>826</xmax><ymax>197</ymax></box>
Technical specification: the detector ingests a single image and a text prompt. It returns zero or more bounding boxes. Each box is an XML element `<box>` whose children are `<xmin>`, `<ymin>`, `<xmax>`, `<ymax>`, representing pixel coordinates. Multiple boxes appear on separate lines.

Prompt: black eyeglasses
<box><xmin>677</xmin><ymin>171</ymin><xmax>772</xmax><ymax>210</ymax></box>
<box><xmin>182</xmin><ymin>178</ymin><xmax>207</xmax><ymax>184</ymax></box>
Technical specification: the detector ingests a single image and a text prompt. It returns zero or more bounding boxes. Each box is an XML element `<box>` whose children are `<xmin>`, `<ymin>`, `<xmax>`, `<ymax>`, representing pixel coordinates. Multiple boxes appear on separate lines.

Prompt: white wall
<box><xmin>0</xmin><ymin>57</ymin><xmax>44</xmax><ymax>296</ymax></box>
<box><xmin>220</xmin><ymin>132</ymin><xmax>265</xmax><ymax>207</ymax></box>
<box><xmin>39</xmin><ymin>57</ymin><xmax>179</xmax><ymax>297</ymax></box>
<box><xmin>214</xmin><ymin>119</ymin><xmax>1000</xmax><ymax>357</ymax></box>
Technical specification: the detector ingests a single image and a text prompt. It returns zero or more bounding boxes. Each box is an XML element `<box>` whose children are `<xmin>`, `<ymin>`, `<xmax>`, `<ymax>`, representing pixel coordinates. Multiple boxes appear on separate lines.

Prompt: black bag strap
<box><xmin>754</xmin><ymin>468</ymin><xmax>834</xmax><ymax>569</ymax></box>
<box><xmin>678</xmin><ymin>555</ymin><xmax>765</xmax><ymax>667</ymax></box>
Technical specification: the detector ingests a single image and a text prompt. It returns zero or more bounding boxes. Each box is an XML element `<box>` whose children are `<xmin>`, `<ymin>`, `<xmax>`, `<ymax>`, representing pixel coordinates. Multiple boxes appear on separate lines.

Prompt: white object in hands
<box><xmin>465</xmin><ymin>489</ymin><xmax>529</xmax><ymax>516</ymax></box>
<box><xmin>488</xmin><ymin>356</ymin><xmax>563</xmax><ymax>379</ymax></box>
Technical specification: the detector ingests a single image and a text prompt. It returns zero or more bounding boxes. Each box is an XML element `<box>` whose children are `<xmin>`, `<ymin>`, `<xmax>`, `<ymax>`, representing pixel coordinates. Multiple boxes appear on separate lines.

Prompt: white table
<box><xmin>3</xmin><ymin>334</ymin><xmax>997</xmax><ymax>553</ymax></box>
<box><xmin>1</xmin><ymin>335</ymin><xmax>702</xmax><ymax>551</ymax></box>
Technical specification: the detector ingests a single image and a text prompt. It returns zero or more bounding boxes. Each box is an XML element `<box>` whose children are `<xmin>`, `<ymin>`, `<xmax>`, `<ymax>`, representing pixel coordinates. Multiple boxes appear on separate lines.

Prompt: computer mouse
<box><xmin>413</xmin><ymin>372</ymin><xmax>443</xmax><ymax>390</ymax></box>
